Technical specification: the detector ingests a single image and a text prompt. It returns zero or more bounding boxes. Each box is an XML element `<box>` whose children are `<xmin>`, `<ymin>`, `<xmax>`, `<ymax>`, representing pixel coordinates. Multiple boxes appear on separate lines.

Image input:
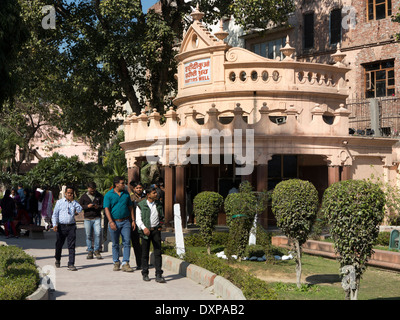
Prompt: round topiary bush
<box><xmin>224</xmin><ymin>181</ymin><xmax>257</xmax><ymax>261</ymax></box>
<box><xmin>193</xmin><ymin>191</ymin><xmax>224</xmax><ymax>255</ymax></box>
<box><xmin>321</xmin><ymin>179</ymin><xmax>385</xmax><ymax>300</ymax></box>
<box><xmin>271</xmin><ymin>179</ymin><xmax>319</xmax><ymax>288</ymax></box>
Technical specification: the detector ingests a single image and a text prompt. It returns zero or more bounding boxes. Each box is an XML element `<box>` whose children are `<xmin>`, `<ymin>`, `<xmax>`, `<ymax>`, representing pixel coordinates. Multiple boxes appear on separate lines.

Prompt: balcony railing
<box><xmin>347</xmin><ymin>96</ymin><xmax>400</xmax><ymax>138</ymax></box>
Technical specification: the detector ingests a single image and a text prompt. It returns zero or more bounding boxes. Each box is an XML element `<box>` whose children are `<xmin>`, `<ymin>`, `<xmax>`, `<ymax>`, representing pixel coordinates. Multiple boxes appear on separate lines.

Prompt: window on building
<box><xmin>252</xmin><ymin>37</ymin><xmax>286</xmax><ymax>60</ymax></box>
<box><xmin>304</xmin><ymin>12</ymin><xmax>314</xmax><ymax>49</ymax></box>
<box><xmin>330</xmin><ymin>8</ymin><xmax>342</xmax><ymax>45</ymax></box>
<box><xmin>367</xmin><ymin>0</ymin><xmax>392</xmax><ymax>21</ymax></box>
<box><xmin>268</xmin><ymin>155</ymin><xmax>298</xmax><ymax>190</ymax></box>
<box><xmin>364</xmin><ymin>60</ymin><xmax>395</xmax><ymax>98</ymax></box>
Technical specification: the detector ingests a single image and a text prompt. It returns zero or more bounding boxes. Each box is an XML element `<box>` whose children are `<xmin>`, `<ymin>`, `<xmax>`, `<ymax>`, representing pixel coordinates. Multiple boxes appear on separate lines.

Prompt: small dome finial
<box><xmin>191</xmin><ymin>3</ymin><xmax>204</xmax><ymax>21</ymax></box>
<box><xmin>331</xmin><ymin>42</ymin><xmax>346</xmax><ymax>66</ymax></box>
<box><xmin>280</xmin><ymin>35</ymin><xmax>296</xmax><ymax>61</ymax></box>
<box><xmin>214</xmin><ymin>19</ymin><xmax>229</xmax><ymax>41</ymax></box>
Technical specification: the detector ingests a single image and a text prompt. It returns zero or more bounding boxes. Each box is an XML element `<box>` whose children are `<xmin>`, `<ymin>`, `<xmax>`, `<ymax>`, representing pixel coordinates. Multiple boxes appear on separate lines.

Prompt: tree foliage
<box><xmin>193</xmin><ymin>191</ymin><xmax>224</xmax><ymax>255</ymax></box>
<box><xmin>0</xmin><ymin>126</ymin><xmax>24</xmax><ymax>171</ymax></box>
<box><xmin>0</xmin><ymin>0</ymin><xmax>28</xmax><ymax>108</ymax></box>
<box><xmin>196</xmin><ymin>0</ymin><xmax>294</xmax><ymax>30</ymax></box>
<box><xmin>271</xmin><ymin>179</ymin><xmax>319</xmax><ymax>288</ymax></box>
<box><xmin>1</xmin><ymin>0</ymin><xmax>295</xmax><ymax>167</ymax></box>
<box><xmin>92</xmin><ymin>130</ymin><xmax>127</xmax><ymax>192</ymax></box>
<box><xmin>23</xmin><ymin>153</ymin><xmax>89</xmax><ymax>190</ymax></box>
<box><xmin>321</xmin><ymin>179</ymin><xmax>385</xmax><ymax>300</ymax></box>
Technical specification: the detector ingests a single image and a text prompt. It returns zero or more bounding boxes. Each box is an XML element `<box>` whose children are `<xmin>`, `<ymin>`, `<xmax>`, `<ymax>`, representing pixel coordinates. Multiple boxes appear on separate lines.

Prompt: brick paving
<box><xmin>1</xmin><ymin>222</ymin><xmax>220</xmax><ymax>300</ymax></box>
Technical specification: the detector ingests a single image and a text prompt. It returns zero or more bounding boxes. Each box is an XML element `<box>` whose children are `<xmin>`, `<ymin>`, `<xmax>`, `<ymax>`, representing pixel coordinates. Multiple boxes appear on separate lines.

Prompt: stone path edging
<box><xmin>154</xmin><ymin>254</ymin><xmax>246</xmax><ymax>300</ymax></box>
<box><xmin>26</xmin><ymin>269</ymin><xmax>49</xmax><ymax>300</ymax></box>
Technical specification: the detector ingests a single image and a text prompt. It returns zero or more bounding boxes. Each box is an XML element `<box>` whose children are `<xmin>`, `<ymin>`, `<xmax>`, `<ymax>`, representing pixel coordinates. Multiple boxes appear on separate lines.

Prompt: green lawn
<box><xmin>180</xmin><ymin>243</ymin><xmax>400</xmax><ymax>300</ymax></box>
<box><xmin>174</xmin><ymin>232</ymin><xmax>400</xmax><ymax>300</ymax></box>
<box><xmin>234</xmin><ymin>253</ymin><xmax>400</xmax><ymax>300</ymax></box>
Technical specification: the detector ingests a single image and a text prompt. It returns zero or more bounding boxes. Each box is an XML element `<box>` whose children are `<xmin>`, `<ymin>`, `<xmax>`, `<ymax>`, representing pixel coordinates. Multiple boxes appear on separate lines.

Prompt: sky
<box><xmin>142</xmin><ymin>0</ymin><xmax>159</xmax><ymax>13</ymax></box>
<box><xmin>65</xmin><ymin>0</ymin><xmax>160</xmax><ymax>13</ymax></box>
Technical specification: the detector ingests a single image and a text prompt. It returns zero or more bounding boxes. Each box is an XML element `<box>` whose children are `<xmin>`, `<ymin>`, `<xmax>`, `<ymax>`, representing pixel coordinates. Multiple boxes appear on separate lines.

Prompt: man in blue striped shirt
<box><xmin>52</xmin><ymin>186</ymin><xmax>83</xmax><ymax>271</ymax></box>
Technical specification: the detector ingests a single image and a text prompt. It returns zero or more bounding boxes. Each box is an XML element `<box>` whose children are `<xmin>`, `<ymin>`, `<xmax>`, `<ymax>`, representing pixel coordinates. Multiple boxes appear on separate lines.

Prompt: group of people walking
<box><xmin>0</xmin><ymin>185</ymin><xmax>54</xmax><ymax>238</ymax></box>
<box><xmin>51</xmin><ymin>177</ymin><xmax>166</xmax><ymax>283</ymax></box>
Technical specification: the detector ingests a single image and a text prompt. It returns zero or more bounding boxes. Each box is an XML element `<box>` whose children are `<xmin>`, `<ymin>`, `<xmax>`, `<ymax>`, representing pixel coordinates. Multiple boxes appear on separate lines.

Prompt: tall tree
<box><xmin>0</xmin><ymin>0</ymin><xmax>28</xmax><ymax>108</ymax></box>
<box><xmin>0</xmin><ymin>126</ymin><xmax>24</xmax><ymax>171</ymax></box>
<box><xmin>5</xmin><ymin>0</ymin><xmax>294</xmax><ymax>162</ymax></box>
<box><xmin>28</xmin><ymin>0</ymin><xmax>294</xmax><ymax>115</ymax></box>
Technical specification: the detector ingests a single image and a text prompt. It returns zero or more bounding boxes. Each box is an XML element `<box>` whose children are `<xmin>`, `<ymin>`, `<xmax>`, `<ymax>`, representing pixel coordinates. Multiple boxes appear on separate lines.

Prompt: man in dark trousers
<box><xmin>129</xmin><ymin>181</ymin><xmax>146</xmax><ymax>270</ymax></box>
<box><xmin>79</xmin><ymin>182</ymin><xmax>104</xmax><ymax>259</ymax></box>
<box><xmin>52</xmin><ymin>186</ymin><xmax>83</xmax><ymax>271</ymax></box>
<box><xmin>136</xmin><ymin>185</ymin><xmax>165</xmax><ymax>283</ymax></box>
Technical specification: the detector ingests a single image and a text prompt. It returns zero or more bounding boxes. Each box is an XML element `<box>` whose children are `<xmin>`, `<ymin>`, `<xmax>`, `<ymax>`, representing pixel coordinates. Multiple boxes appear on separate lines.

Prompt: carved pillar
<box><xmin>341</xmin><ymin>166</ymin><xmax>351</xmax><ymax>181</ymax></box>
<box><xmin>175</xmin><ymin>165</ymin><xmax>186</xmax><ymax>229</ymax></box>
<box><xmin>256</xmin><ymin>164</ymin><xmax>268</xmax><ymax>192</ymax></box>
<box><xmin>164</xmin><ymin>165</ymin><xmax>175</xmax><ymax>228</ymax></box>
<box><xmin>328</xmin><ymin>166</ymin><xmax>340</xmax><ymax>186</ymax></box>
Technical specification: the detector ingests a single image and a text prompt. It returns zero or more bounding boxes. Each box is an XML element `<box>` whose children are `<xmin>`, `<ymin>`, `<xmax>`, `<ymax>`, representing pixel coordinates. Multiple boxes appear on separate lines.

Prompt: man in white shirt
<box><xmin>136</xmin><ymin>186</ymin><xmax>165</xmax><ymax>283</ymax></box>
<box><xmin>52</xmin><ymin>186</ymin><xmax>83</xmax><ymax>271</ymax></box>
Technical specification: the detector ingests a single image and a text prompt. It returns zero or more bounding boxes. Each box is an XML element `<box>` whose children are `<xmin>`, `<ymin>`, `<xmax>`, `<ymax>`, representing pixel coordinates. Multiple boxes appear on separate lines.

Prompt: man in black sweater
<box><xmin>79</xmin><ymin>182</ymin><xmax>104</xmax><ymax>259</ymax></box>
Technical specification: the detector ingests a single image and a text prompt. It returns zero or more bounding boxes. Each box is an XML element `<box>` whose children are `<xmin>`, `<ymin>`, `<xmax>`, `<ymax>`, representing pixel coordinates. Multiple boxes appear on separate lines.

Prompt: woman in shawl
<box><xmin>41</xmin><ymin>187</ymin><xmax>54</xmax><ymax>231</ymax></box>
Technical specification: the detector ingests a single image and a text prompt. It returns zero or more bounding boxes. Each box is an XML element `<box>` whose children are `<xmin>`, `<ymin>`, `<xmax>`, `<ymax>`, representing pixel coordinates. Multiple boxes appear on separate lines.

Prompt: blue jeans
<box><xmin>34</xmin><ymin>212</ymin><xmax>41</xmax><ymax>226</ymax></box>
<box><xmin>109</xmin><ymin>219</ymin><xmax>131</xmax><ymax>264</ymax></box>
<box><xmin>84</xmin><ymin>218</ymin><xmax>101</xmax><ymax>252</ymax></box>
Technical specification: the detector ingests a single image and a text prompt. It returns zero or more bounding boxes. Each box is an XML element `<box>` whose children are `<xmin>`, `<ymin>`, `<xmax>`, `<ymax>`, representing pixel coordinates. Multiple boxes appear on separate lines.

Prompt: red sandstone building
<box><xmin>122</xmin><ymin>3</ymin><xmax>400</xmax><ymax>229</ymax></box>
<box><xmin>244</xmin><ymin>0</ymin><xmax>400</xmax><ymax>137</ymax></box>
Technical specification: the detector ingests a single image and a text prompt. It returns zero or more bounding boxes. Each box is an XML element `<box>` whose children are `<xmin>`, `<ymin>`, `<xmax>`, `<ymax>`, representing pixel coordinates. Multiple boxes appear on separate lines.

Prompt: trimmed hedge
<box><xmin>0</xmin><ymin>245</ymin><xmax>40</xmax><ymax>300</ymax></box>
<box><xmin>193</xmin><ymin>191</ymin><xmax>224</xmax><ymax>255</ymax></box>
<box><xmin>184</xmin><ymin>231</ymin><xmax>229</xmax><ymax>247</ymax></box>
<box><xmin>321</xmin><ymin>180</ymin><xmax>385</xmax><ymax>282</ymax></box>
<box><xmin>272</xmin><ymin>179</ymin><xmax>319</xmax><ymax>246</ymax></box>
<box><xmin>272</xmin><ymin>179</ymin><xmax>319</xmax><ymax>288</ymax></box>
<box><xmin>224</xmin><ymin>181</ymin><xmax>257</xmax><ymax>261</ymax></box>
<box><xmin>184</xmin><ymin>249</ymin><xmax>277</xmax><ymax>300</ymax></box>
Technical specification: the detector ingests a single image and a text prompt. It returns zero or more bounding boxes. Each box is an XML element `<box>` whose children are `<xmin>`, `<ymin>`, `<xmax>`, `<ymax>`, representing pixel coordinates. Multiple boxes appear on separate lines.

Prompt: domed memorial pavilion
<box><xmin>121</xmin><ymin>7</ymin><xmax>398</xmax><ymax>228</ymax></box>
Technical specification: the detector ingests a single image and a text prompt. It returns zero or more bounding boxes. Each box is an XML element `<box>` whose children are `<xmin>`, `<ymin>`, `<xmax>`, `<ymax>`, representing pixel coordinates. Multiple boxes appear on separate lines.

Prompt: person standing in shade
<box><xmin>1</xmin><ymin>189</ymin><xmax>17</xmax><ymax>238</ymax></box>
<box><xmin>79</xmin><ymin>182</ymin><xmax>104</xmax><ymax>260</ymax></box>
<box><xmin>136</xmin><ymin>186</ymin><xmax>165</xmax><ymax>283</ymax></box>
<box><xmin>129</xmin><ymin>181</ymin><xmax>146</xmax><ymax>270</ymax></box>
<box><xmin>103</xmin><ymin>176</ymin><xmax>136</xmax><ymax>272</ymax></box>
<box><xmin>52</xmin><ymin>186</ymin><xmax>82</xmax><ymax>271</ymax></box>
<box><xmin>17</xmin><ymin>184</ymin><xmax>26</xmax><ymax>209</ymax></box>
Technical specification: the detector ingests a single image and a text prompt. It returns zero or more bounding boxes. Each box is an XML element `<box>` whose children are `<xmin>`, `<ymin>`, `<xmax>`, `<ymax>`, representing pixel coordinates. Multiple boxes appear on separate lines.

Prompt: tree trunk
<box><xmin>350</xmin><ymin>277</ymin><xmax>360</xmax><ymax>300</ymax></box>
<box><xmin>342</xmin><ymin>265</ymin><xmax>358</xmax><ymax>300</ymax></box>
<box><xmin>117</xmin><ymin>57</ymin><xmax>142</xmax><ymax>115</ymax></box>
<box><xmin>294</xmin><ymin>239</ymin><xmax>302</xmax><ymax>289</ymax></box>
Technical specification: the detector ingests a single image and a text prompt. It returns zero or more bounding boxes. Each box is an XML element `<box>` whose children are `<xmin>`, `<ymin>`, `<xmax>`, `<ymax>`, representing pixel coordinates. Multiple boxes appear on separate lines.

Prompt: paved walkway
<box><xmin>1</xmin><ymin>223</ymin><xmax>220</xmax><ymax>300</ymax></box>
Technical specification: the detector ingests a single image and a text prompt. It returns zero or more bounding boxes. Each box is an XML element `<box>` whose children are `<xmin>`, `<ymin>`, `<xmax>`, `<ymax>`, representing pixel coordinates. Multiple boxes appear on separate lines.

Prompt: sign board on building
<box><xmin>184</xmin><ymin>58</ymin><xmax>211</xmax><ymax>85</ymax></box>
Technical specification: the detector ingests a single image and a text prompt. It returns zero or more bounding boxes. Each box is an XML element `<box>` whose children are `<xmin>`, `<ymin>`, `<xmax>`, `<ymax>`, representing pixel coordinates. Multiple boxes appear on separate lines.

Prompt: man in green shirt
<box><xmin>103</xmin><ymin>176</ymin><xmax>136</xmax><ymax>272</ymax></box>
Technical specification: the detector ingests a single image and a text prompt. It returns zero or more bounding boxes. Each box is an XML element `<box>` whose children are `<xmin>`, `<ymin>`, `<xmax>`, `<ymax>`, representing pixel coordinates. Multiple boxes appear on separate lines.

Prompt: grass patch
<box><xmin>0</xmin><ymin>245</ymin><xmax>40</xmax><ymax>300</ymax></box>
<box><xmin>163</xmin><ymin>232</ymin><xmax>400</xmax><ymax>300</ymax></box>
<box><xmin>183</xmin><ymin>249</ymin><xmax>278</xmax><ymax>300</ymax></box>
<box><xmin>239</xmin><ymin>253</ymin><xmax>400</xmax><ymax>300</ymax></box>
